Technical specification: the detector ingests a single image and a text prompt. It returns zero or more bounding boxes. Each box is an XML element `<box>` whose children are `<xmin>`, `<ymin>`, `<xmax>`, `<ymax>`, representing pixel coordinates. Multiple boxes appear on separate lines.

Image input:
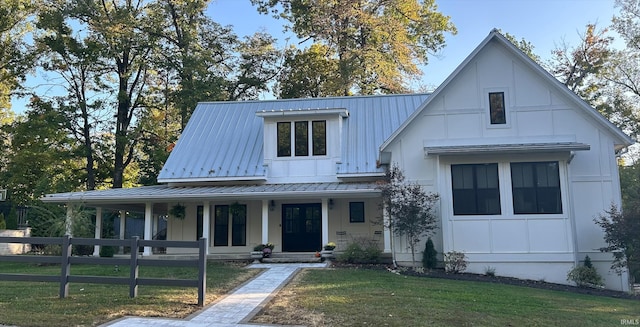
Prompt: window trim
<box><xmin>451</xmin><ymin>163</ymin><xmax>502</xmax><ymax>216</ymax></box>
<box><xmin>276</xmin><ymin>120</ymin><xmax>327</xmax><ymax>158</ymax></box>
<box><xmin>510</xmin><ymin>161</ymin><xmax>563</xmax><ymax>215</ymax></box>
<box><xmin>485</xmin><ymin>88</ymin><xmax>510</xmax><ymax>128</ymax></box>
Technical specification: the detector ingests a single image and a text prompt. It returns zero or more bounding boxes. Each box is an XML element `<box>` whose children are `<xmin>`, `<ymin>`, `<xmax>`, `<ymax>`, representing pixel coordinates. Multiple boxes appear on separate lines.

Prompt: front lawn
<box><xmin>252</xmin><ymin>267</ymin><xmax>640</xmax><ymax>327</ymax></box>
<box><xmin>0</xmin><ymin>261</ymin><xmax>258</xmax><ymax>327</ymax></box>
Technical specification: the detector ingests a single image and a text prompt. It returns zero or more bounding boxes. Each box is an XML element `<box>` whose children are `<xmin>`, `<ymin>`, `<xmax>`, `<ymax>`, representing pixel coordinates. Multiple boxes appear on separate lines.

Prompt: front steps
<box><xmin>260</xmin><ymin>252</ymin><xmax>326</xmax><ymax>263</ymax></box>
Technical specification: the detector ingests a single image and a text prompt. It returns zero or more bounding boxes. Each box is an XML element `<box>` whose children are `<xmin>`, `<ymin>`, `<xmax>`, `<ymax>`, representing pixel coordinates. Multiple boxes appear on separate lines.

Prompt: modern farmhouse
<box><xmin>42</xmin><ymin>30</ymin><xmax>634</xmax><ymax>291</ymax></box>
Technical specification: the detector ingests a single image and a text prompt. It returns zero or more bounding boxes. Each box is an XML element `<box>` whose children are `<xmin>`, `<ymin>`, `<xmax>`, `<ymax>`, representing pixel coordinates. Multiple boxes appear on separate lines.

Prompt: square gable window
<box><xmin>489</xmin><ymin>92</ymin><xmax>506</xmax><ymax>125</ymax></box>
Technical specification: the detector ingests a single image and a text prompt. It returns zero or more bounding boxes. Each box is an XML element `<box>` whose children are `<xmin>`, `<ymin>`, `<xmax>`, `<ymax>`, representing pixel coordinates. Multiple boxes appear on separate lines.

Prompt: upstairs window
<box><xmin>277</xmin><ymin>120</ymin><xmax>327</xmax><ymax>157</ymax></box>
<box><xmin>511</xmin><ymin>162</ymin><xmax>562</xmax><ymax>214</ymax></box>
<box><xmin>451</xmin><ymin>163</ymin><xmax>501</xmax><ymax>215</ymax></box>
<box><xmin>277</xmin><ymin>122</ymin><xmax>291</xmax><ymax>157</ymax></box>
<box><xmin>489</xmin><ymin>92</ymin><xmax>506</xmax><ymax>124</ymax></box>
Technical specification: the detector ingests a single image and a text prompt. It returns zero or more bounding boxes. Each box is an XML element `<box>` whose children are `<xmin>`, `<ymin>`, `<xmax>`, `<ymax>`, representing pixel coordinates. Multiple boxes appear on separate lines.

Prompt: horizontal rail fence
<box><xmin>0</xmin><ymin>236</ymin><xmax>207</xmax><ymax>306</ymax></box>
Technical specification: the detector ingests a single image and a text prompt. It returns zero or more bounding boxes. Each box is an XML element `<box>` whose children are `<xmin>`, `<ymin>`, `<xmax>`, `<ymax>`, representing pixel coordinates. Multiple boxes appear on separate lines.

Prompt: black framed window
<box><xmin>196</xmin><ymin>205</ymin><xmax>203</xmax><ymax>240</ymax></box>
<box><xmin>232</xmin><ymin>205</ymin><xmax>247</xmax><ymax>246</ymax></box>
<box><xmin>312</xmin><ymin>120</ymin><xmax>326</xmax><ymax>155</ymax></box>
<box><xmin>214</xmin><ymin>205</ymin><xmax>229</xmax><ymax>246</ymax></box>
<box><xmin>511</xmin><ymin>162</ymin><xmax>562</xmax><ymax>214</ymax></box>
<box><xmin>451</xmin><ymin>163</ymin><xmax>501</xmax><ymax>215</ymax></box>
<box><xmin>295</xmin><ymin>121</ymin><xmax>309</xmax><ymax>156</ymax></box>
<box><xmin>349</xmin><ymin>202</ymin><xmax>365</xmax><ymax>223</ymax></box>
<box><xmin>277</xmin><ymin>122</ymin><xmax>291</xmax><ymax>157</ymax></box>
<box><xmin>489</xmin><ymin>92</ymin><xmax>506</xmax><ymax>124</ymax></box>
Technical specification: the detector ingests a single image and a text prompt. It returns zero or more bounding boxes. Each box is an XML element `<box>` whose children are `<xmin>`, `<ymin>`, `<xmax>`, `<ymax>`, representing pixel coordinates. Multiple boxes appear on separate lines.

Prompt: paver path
<box><xmin>102</xmin><ymin>262</ymin><xmax>328</xmax><ymax>327</ymax></box>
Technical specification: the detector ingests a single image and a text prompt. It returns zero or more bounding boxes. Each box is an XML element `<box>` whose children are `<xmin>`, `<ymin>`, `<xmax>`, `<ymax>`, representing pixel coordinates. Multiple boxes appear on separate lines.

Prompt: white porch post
<box><xmin>118</xmin><ymin>210</ymin><xmax>126</xmax><ymax>253</ymax></box>
<box><xmin>261</xmin><ymin>200</ymin><xmax>269</xmax><ymax>245</ymax></box>
<box><xmin>383</xmin><ymin>203</ymin><xmax>391</xmax><ymax>253</ymax></box>
<box><xmin>143</xmin><ymin>202</ymin><xmax>153</xmax><ymax>256</ymax></box>
<box><xmin>202</xmin><ymin>201</ymin><xmax>211</xmax><ymax>254</ymax></box>
<box><xmin>321</xmin><ymin>198</ymin><xmax>329</xmax><ymax>246</ymax></box>
<box><xmin>65</xmin><ymin>205</ymin><xmax>73</xmax><ymax>236</ymax></box>
<box><xmin>93</xmin><ymin>207</ymin><xmax>102</xmax><ymax>256</ymax></box>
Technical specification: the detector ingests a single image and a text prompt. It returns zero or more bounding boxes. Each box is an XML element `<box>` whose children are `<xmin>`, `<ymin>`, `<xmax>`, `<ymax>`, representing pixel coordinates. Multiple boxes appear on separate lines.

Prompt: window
<box><xmin>214</xmin><ymin>205</ymin><xmax>229</xmax><ymax>246</ymax></box>
<box><xmin>196</xmin><ymin>205</ymin><xmax>203</xmax><ymax>240</ymax></box>
<box><xmin>511</xmin><ymin>162</ymin><xmax>562</xmax><ymax>214</ymax></box>
<box><xmin>312</xmin><ymin>120</ymin><xmax>326</xmax><ymax>155</ymax></box>
<box><xmin>214</xmin><ymin>204</ymin><xmax>247</xmax><ymax>246</ymax></box>
<box><xmin>451</xmin><ymin>164</ymin><xmax>501</xmax><ymax>215</ymax></box>
<box><xmin>295</xmin><ymin>121</ymin><xmax>308</xmax><ymax>156</ymax></box>
<box><xmin>349</xmin><ymin>202</ymin><xmax>365</xmax><ymax>223</ymax></box>
<box><xmin>489</xmin><ymin>92</ymin><xmax>506</xmax><ymax>124</ymax></box>
<box><xmin>231</xmin><ymin>205</ymin><xmax>247</xmax><ymax>246</ymax></box>
<box><xmin>277</xmin><ymin>122</ymin><xmax>291</xmax><ymax>157</ymax></box>
<box><xmin>277</xmin><ymin>120</ymin><xmax>326</xmax><ymax>157</ymax></box>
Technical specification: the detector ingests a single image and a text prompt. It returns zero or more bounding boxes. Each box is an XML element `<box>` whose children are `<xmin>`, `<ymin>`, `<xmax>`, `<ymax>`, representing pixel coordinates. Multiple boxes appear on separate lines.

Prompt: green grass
<box><xmin>253</xmin><ymin>268</ymin><xmax>640</xmax><ymax>327</ymax></box>
<box><xmin>0</xmin><ymin>261</ymin><xmax>259</xmax><ymax>327</ymax></box>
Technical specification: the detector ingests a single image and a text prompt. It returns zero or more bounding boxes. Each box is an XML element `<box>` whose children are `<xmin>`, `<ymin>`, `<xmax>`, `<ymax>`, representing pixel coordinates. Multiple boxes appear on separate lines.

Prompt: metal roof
<box><xmin>424</xmin><ymin>142</ymin><xmax>590</xmax><ymax>156</ymax></box>
<box><xmin>157</xmin><ymin>94</ymin><xmax>429</xmax><ymax>183</ymax></box>
<box><xmin>41</xmin><ymin>182</ymin><xmax>381</xmax><ymax>203</ymax></box>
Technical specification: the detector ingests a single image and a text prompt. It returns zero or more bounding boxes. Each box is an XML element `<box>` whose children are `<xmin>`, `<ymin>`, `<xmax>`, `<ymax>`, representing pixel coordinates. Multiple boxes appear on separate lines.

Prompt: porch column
<box><xmin>321</xmin><ymin>198</ymin><xmax>329</xmax><ymax>246</ymax></box>
<box><xmin>65</xmin><ymin>205</ymin><xmax>73</xmax><ymax>236</ymax></box>
<box><xmin>93</xmin><ymin>207</ymin><xmax>102</xmax><ymax>256</ymax></box>
<box><xmin>202</xmin><ymin>201</ymin><xmax>210</xmax><ymax>254</ymax></box>
<box><xmin>383</xmin><ymin>203</ymin><xmax>391</xmax><ymax>253</ymax></box>
<box><xmin>119</xmin><ymin>210</ymin><xmax>126</xmax><ymax>254</ymax></box>
<box><xmin>143</xmin><ymin>202</ymin><xmax>153</xmax><ymax>256</ymax></box>
<box><xmin>261</xmin><ymin>200</ymin><xmax>269</xmax><ymax>244</ymax></box>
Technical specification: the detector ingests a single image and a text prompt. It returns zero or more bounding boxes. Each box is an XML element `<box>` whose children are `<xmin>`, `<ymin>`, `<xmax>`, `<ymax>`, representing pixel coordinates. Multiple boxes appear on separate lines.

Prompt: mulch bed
<box><xmin>329</xmin><ymin>262</ymin><xmax>640</xmax><ymax>300</ymax></box>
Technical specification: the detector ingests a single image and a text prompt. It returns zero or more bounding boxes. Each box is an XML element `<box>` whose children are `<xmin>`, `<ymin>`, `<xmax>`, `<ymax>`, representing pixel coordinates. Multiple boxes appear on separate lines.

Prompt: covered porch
<box><xmin>41</xmin><ymin>182</ymin><xmax>390</xmax><ymax>257</ymax></box>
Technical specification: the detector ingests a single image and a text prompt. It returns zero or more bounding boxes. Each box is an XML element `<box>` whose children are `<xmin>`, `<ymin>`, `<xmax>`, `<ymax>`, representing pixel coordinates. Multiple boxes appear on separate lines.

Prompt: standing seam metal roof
<box><xmin>158</xmin><ymin>94</ymin><xmax>429</xmax><ymax>182</ymax></box>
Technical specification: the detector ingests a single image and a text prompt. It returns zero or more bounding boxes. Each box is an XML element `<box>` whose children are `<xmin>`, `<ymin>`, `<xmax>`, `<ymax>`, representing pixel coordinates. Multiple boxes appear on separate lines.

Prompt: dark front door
<box><xmin>282</xmin><ymin>203</ymin><xmax>322</xmax><ymax>252</ymax></box>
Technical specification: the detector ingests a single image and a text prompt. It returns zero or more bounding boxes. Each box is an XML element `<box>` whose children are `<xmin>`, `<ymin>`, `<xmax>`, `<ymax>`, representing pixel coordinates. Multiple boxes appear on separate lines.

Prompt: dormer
<box><xmin>256</xmin><ymin>108</ymin><xmax>349</xmax><ymax>183</ymax></box>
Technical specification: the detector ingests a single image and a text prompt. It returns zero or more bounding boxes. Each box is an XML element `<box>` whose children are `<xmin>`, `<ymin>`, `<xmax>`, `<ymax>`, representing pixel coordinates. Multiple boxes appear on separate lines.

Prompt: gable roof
<box><xmin>157</xmin><ymin>94</ymin><xmax>429</xmax><ymax>183</ymax></box>
<box><xmin>379</xmin><ymin>29</ymin><xmax>634</xmax><ymax>154</ymax></box>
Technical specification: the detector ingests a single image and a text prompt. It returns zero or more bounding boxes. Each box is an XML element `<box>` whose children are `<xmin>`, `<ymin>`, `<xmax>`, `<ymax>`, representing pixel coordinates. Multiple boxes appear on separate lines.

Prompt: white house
<box><xmin>42</xmin><ymin>30</ymin><xmax>633</xmax><ymax>291</ymax></box>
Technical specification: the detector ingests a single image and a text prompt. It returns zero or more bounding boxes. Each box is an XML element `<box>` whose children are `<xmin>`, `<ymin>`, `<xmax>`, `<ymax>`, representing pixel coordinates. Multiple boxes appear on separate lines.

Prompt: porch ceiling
<box><xmin>41</xmin><ymin>182</ymin><xmax>381</xmax><ymax>206</ymax></box>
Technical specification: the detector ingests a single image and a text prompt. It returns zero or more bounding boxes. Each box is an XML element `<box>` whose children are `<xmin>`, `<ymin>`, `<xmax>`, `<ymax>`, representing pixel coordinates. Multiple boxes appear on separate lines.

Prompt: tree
<box><xmin>594</xmin><ymin>204</ymin><xmax>640</xmax><ymax>282</ymax></box>
<box><xmin>252</xmin><ymin>0</ymin><xmax>456</xmax><ymax>95</ymax></box>
<box><xmin>1</xmin><ymin>98</ymin><xmax>82</xmax><ymax>205</ymax></box>
<box><xmin>35</xmin><ymin>5</ymin><xmax>112</xmax><ymax>191</ymax></box>
<box><xmin>65</xmin><ymin>0</ymin><xmax>160</xmax><ymax>189</ymax></box>
<box><xmin>499</xmin><ymin>30</ymin><xmax>541</xmax><ymax>63</ymax></box>
<box><xmin>0</xmin><ymin>0</ymin><xmax>37</xmax><ymax>112</ymax></box>
<box><xmin>378</xmin><ymin>164</ymin><xmax>439</xmax><ymax>268</ymax></box>
<box><xmin>277</xmin><ymin>43</ymin><xmax>342</xmax><ymax>98</ymax></box>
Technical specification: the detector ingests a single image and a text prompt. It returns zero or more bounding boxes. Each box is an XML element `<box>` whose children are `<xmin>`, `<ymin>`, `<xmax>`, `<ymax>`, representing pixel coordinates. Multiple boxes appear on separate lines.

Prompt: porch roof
<box><xmin>41</xmin><ymin>182</ymin><xmax>381</xmax><ymax>204</ymax></box>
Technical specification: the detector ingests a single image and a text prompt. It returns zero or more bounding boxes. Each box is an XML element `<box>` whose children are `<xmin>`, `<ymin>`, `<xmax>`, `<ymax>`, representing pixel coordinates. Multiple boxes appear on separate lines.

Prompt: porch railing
<box><xmin>0</xmin><ymin>236</ymin><xmax>208</xmax><ymax>306</ymax></box>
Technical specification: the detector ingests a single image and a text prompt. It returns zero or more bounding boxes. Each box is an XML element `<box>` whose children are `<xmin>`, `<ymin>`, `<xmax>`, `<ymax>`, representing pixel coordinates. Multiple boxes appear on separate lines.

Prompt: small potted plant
<box><xmin>321</xmin><ymin>241</ymin><xmax>336</xmax><ymax>258</ymax></box>
<box><xmin>251</xmin><ymin>244</ymin><xmax>265</xmax><ymax>261</ymax></box>
<box><xmin>262</xmin><ymin>242</ymin><xmax>275</xmax><ymax>258</ymax></box>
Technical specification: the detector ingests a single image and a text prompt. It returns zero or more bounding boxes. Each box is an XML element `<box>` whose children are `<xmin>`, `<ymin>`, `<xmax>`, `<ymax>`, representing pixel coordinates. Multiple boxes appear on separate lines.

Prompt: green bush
<box><xmin>73</xmin><ymin>245</ymin><xmax>94</xmax><ymax>256</ymax></box>
<box><xmin>338</xmin><ymin>241</ymin><xmax>381</xmax><ymax>264</ymax></box>
<box><xmin>567</xmin><ymin>255</ymin><xmax>603</xmax><ymax>288</ymax></box>
<box><xmin>0</xmin><ymin>213</ymin><xmax>6</xmax><ymax>229</ymax></box>
<box><xmin>422</xmin><ymin>237</ymin><xmax>438</xmax><ymax>269</ymax></box>
<box><xmin>99</xmin><ymin>246</ymin><xmax>116</xmax><ymax>257</ymax></box>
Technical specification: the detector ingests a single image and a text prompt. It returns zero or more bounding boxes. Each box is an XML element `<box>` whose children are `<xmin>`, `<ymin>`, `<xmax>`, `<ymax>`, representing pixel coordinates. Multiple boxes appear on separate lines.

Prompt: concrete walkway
<box><xmin>103</xmin><ymin>262</ymin><xmax>328</xmax><ymax>327</ymax></box>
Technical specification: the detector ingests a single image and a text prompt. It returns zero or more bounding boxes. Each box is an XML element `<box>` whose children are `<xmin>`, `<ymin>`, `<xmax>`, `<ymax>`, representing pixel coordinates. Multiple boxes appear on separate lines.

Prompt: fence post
<box><xmin>197</xmin><ymin>237</ymin><xmax>207</xmax><ymax>307</ymax></box>
<box><xmin>59</xmin><ymin>235</ymin><xmax>71</xmax><ymax>298</ymax></box>
<box><xmin>129</xmin><ymin>236</ymin><xmax>139</xmax><ymax>298</ymax></box>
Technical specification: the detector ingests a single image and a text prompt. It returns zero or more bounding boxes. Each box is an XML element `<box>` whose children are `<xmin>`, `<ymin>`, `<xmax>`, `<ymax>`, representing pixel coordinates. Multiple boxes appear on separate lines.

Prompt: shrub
<box><xmin>338</xmin><ymin>240</ymin><xmax>381</xmax><ymax>264</ymax></box>
<box><xmin>100</xmin><ymin>246</ymin><xmax>116</xmax><ymax>257</ymax></box>
<box><xmin>444</xmin><ymin>251</ymin><xmax>467</xmax><ymax>273</ymax></box>
<box><xmin>484</xmin><ymin>266</ymin><xmax>496</xmax><ymax>277</ymax></box>
<box><xmin>422</xmin><ymin>237</ymin><xmax>438</xmax><ymax>269</ymax></box>
<box><xmin>567</xmin><ymin>255</ymin><xmax>603</xmax><ymax>288</ymax></box>
<box><xmin>73</xmin><ymin>245</ymin><xmax>94</xmax><ymax>256</ymax></box>
<box><xmin>0</xmin><ymin>213</ymin><xmax>6</xmax><ymax>230</ymax></box>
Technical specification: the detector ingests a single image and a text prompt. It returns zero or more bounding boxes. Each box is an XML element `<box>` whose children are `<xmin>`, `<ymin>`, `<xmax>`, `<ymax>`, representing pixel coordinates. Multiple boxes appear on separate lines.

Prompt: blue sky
<box><xmin>12</xmin><ymin>0</ymin><xmax>621</xmax><ymax>111</ymax></box>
